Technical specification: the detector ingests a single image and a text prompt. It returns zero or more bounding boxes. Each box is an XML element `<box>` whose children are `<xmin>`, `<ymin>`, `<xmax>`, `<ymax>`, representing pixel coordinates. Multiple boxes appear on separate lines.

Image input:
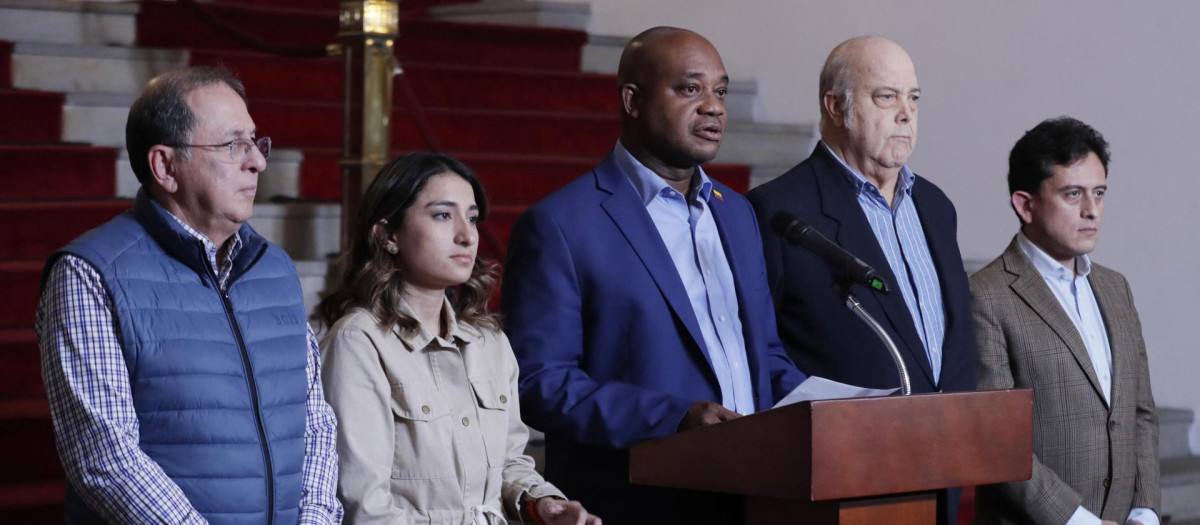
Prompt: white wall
<box><xmin>567</xmin><ymin>0</ymin><xmax>1200</xmax><ymax>450</ymax></box>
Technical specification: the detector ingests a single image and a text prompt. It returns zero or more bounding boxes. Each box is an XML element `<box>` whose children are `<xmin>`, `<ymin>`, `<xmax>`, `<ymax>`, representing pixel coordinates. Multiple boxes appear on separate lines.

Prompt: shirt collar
<box><xmin>1016</xmin><ymin>230</ymin><xmax>1092</xmax><ymax>281</ymax></box>
<box><xmin>614</xmin><ymin>140</ymin><xmax>714</xmax><ymax>206</ymax></box>
<box><xmin>163</xmin><ymin>209</ymin><xmax>242</xmax><ymax>273</ymax></box>
<box><xmin>819</xmin><ymin>139</ymin><xmax>915</xmax><ymax>198</ymax></box>
<box><xmin>394</xmin><ymin>295</ymin><xmax>467</xmax><ymax>351</ymax></box>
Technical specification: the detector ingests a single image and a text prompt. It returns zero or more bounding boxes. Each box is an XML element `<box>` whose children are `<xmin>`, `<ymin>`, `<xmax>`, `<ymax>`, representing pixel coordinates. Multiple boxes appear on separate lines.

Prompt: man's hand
<box><xmin>1101</xmin><ymin>521</ymin><xmax>1119</xmax><ymax>525</ymax></box>
<box><xmin>536</xmin><ymin>497</ymin><xmax>601</xmax><ymax>525</ymax></box>
<box><xmin>678</xmin><ymin>401</ymin><xmax>740</xmax><ymax>432</ymax></box>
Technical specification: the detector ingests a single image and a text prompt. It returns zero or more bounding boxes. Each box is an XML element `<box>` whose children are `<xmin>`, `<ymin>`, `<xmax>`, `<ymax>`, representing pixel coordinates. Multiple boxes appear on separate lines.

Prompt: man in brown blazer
<box><xmin>972</xmin><ymin>117</ymin><xmax>1160</xmax><ymax>525</ymax></box>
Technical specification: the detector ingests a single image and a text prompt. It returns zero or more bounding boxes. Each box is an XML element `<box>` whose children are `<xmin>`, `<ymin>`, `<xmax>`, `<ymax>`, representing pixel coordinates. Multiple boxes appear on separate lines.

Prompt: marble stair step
<box><xmin>1162</xmin><ymin>455</ymin><xmax>1200</xmax><ymax>521</ymax></box>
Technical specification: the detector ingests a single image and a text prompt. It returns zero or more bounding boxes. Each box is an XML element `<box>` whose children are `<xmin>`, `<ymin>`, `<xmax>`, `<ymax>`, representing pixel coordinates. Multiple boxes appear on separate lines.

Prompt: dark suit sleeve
<box><xmin>972</xmin><ymin>285</ymin><xmax>1083</xmax><ymax>524</ymax></box>
<box><xmin>502</xmin><ymin>207</ymin><xmax>695</xmax><ymax>449</ymax></box>
<box><xmin>1121</xmin><ymin>278</ymin><xmax>1161</xmax><ymax>511</ymax></box>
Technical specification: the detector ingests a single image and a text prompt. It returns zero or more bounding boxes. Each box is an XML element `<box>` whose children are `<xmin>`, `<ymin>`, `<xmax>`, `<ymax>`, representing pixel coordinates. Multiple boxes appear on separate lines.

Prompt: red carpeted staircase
<box><xmin>0</xmin><ymin>41</ymin><xmax>126</xmax><ymax>519</ymax></box>
<box><xmin>0</xmin><ymin>0</ymin><xmax>753</xmax><ymax>518</ymax></box>
<box><xmin>140</xmin><ymin>0</ymin><xmax>749</xmax><ymax>243</ymax></box>
<box><xmin>140</xmin><ymin>0</ymin><xmax>751</xmax><ymax>247</ymax></box>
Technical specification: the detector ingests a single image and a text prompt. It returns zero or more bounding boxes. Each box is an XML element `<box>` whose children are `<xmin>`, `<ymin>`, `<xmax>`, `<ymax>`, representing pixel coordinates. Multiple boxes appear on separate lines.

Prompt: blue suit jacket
<box><xmin>502</xmin><ymin>152</ymin><xmax>806</xmax><ymax>522</ymax></box>
<box><xmin>746</xmin><ymin>144</ymin><xmax>976</xmax><ymax>395</ymax></box>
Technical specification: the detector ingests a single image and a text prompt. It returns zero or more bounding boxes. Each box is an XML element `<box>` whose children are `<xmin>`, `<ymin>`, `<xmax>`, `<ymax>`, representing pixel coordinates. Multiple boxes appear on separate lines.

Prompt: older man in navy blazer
<box><xmin>502</xmin><ymin>27</ymin><xmax>807</xmax><ymax>524</ymax></box>
<box><xmin>747</xmin><ymin>37</ymin><xmax>975</xmax><ymax>524</ymax></box>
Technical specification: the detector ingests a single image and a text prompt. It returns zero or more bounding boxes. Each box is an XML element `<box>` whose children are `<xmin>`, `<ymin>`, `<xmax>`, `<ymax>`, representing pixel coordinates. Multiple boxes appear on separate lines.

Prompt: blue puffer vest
<box><xmin>47</xmin><ymin>191</ymin><xmax>309</xmax><ymax>524</ymax></box>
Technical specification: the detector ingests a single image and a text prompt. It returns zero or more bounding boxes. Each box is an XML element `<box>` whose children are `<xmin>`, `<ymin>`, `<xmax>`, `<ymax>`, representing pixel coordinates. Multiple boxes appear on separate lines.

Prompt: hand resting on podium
<box><xmin>678</xmin><ymin>401</ymin><xmax>742</xmax><ymax>432</ymax></box>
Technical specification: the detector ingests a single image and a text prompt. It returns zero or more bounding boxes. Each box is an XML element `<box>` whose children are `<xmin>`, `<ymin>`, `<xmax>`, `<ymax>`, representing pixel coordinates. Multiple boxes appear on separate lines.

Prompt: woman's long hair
<box><xmin>317</xmin><ymin>152</ymin><xmax>499</xmax><ymax>333</ymax></box>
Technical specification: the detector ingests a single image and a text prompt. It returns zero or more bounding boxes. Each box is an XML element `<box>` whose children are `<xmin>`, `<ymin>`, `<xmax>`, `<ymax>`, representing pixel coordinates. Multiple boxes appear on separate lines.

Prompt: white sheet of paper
<box><xmin>772</xmin><ymin>376</ymin><xmax>899</xmax><ymax>409</ymax></box>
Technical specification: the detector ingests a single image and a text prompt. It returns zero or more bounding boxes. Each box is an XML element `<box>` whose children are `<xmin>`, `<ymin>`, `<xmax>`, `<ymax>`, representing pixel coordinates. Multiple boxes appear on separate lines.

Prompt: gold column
<box><xmin>338</xmin><ymin>0</ymin><xmax>399</xmax><ymax>249</ymax></box>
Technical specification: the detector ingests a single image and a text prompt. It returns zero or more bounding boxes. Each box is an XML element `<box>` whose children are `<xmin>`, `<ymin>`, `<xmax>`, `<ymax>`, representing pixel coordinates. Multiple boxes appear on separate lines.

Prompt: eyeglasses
<box><xmin>167</xmin><ymin>137</ymin><xmax>272</xmax><ymax>163</ymax></box>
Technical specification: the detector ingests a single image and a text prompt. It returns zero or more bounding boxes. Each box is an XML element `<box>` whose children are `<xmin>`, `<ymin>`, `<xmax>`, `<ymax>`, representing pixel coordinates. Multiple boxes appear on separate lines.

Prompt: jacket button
<box><xmin>462</xmin><ymin>417</ymin><xmax>470</xmax><ymax>427</ymax></box>
<box><xmin>500</xmin><ymin>395</ymin><xmax>508</xmax><ymax>404</ymax></box>
<box><xmin>1108</xmin><ymin>420</ymin><xmax>1117</xmax><ymax>431</ymax></box>
<box><xmin>421</xmin><ymin>405</ymin><xmax>431</xmax><ymax>415</ymax></box>
<box><xmin>1103</xmin><ymin>478</ymin><xmax>1111</xmax><ymax>488</ymax></box>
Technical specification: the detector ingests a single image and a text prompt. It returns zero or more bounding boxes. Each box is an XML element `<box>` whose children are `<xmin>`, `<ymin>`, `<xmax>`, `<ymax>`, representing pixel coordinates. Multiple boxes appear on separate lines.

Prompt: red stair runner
<box><xmin>0</xmin><ymin>146</ymin><xmax>117</xmax><ymax>200</ymax></box>
<box><xmin>0</xmin><ymin>330</ymin><xmax>42</xmax><ymax>399</ymax></box>
<box><xmin>0</xmin><ymin>262</ymin><xmax>40</xmax><ymax>329</ymax></box>
<box><xmin>0</xmin><ymin>201</ymin><xmax>132</xmax><ymax>261</ymax></box>
<box><xmin>0</xmin><ymin>400</ymin><xmax>61</xmax><ymax>485</ymax></box>
<box><xmin>191</xmin><ymin>50</ymin><xmax>620</xmax><ymax>113</ymax></box>
<box><xmin>211</xmin><ymin>0</ymin><xmax>481</xmax><ymax>16</ymax></box>
<box><xmin>257</xmin><ymin>102</ymin><xmax>619</xmax><ymax>155</ymax></box>
<box><xmin>0</xmin><ymin>90</ymin><xmax>64</xmax><ymax>143</ymax></box>
<box><xmin>137</xmin><ymin>1</ymin><xmax>587</xmax><ymax>71</ymax></box>
<box><xmin>1</xmin><ymin>41</ymin><xmax>13</xmax><ymax>89</ymax></box>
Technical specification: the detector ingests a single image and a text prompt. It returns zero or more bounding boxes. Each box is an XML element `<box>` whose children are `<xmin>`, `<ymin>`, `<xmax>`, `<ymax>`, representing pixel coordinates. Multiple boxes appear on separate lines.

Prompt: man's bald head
<box><xmin>819</xmin><ymin>36</ymin><xmax>916</xmax><ymax>130</ymax></box>
<box><xmin>617</xmin><ymin>27</ymin><xmax>702</xmax><ymax>87</ymax></box>
<box><xmin>616</xmin><ymin>27</ymin><xmax>726</xmax><ymax>118</ymax></box>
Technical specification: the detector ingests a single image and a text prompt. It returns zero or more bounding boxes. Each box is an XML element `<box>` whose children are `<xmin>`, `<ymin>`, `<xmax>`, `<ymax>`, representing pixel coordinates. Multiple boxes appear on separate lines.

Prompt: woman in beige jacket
<box><xmin>318</xmin><ymin>153</ymin><xmax>600</xmax><ymax>525</ymax></box>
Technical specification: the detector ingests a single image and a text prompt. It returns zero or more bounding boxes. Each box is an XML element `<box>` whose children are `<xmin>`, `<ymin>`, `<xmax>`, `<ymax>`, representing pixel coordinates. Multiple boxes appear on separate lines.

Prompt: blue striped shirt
<box><xmin>821</xmin><ymin>141</ymin><xmax>947</xmax><ymax>384</ymax></box>
<box><xmin>36</xmin><ymin>213</ymin><xmax>343</xmax><ymax>524</ymax></box>
<box><xmin>614</xmin><ymin>142</ymin><xmax>756</xmax><ymax>414</ymax></box>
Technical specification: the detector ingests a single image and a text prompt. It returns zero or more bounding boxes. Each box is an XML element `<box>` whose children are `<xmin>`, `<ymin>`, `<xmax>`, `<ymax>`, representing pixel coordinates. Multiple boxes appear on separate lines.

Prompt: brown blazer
<box><xmin>971</xmin><ymin>237</ymin><xmax>1159</xmax><ymax>524</ymax></box>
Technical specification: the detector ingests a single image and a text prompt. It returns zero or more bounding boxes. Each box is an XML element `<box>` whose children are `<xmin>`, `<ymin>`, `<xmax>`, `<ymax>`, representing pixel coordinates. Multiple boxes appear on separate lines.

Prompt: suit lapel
<box><xmin>810</xmin><ymin>147</ymin><xmax>936</xmax><ymax>386</ymax></box>
<box><xmin>1089</xmin><ymin>271</ymin><xmax>1126</xmax><ymax>411</ymax></box>
<box><xmin>710</xmin><ymin>195</ymin><xmax>764</xmax><ymax>384</ymax></box>
<box><xmin>910</xmin><ymin>178</ymin><xmax>961</xmax><ymax>344</ymax></box>
<box><xmin>594</xmin><ymin>155</ymin><xmax>714</xmax><ymax>369</ymax></box>
<box><xmin>1002</xmin><ymin>239</ymin><xmax>1107</xmax><ymax>403</ymax></box>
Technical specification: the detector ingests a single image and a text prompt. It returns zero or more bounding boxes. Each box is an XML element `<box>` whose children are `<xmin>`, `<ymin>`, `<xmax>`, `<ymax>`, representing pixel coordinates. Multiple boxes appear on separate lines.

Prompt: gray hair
<box><xmin>125</xmin><ymin>66</ymin><xmax>247</xmax><ymax>187</ymax></box>
<box><xmin>818</xmin><ymin>51</ymin><xmax>855</xmax><ymax>129</ymax></box>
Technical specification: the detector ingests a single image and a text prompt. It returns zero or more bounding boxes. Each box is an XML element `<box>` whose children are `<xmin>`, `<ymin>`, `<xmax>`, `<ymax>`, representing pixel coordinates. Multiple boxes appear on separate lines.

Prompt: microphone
<box><xmin>769</xmin><ymin>212</ymin><xmax>910</xmax><ymax>394</ymax></box>
<box><xmin>770</xmin><ymin>213</ymin><xmax>889</xmax><ymax>293</ymax></box>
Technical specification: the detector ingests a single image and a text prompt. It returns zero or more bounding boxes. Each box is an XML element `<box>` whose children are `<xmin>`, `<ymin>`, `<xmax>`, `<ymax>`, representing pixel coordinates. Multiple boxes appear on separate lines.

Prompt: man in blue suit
<box><xmin>502</xmin><ymin>27</ymin><xmax>808</xmax><ymax>523</ymax></box>
<box><xmin>746</xmin><ymin>36</ymin><xmax>975</xmax><ymax>524</ymax></box>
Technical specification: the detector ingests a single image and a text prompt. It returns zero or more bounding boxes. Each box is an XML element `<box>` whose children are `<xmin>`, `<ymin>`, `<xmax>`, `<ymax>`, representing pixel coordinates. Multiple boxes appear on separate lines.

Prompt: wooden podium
<box><xmin>629</xmin><ymin>389</ymin><xmax>1033</xmax><ymax>524</ymax></box>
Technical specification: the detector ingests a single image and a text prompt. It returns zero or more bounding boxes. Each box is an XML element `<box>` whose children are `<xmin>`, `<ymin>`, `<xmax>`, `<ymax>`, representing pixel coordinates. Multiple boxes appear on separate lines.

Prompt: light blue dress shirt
<box><xmin>821</xmin><ymin>141</ymin><xmax>947</xmax><ymax>384</ymax></box>
<box><xmin>1016</xmin><ymin>232</ymin><xmax>1158</xmax><ymax>525</ymax></box>
<box><xmin>614</xmin><ymin>141</ymin><xmax>756</xmax><ymax>415</ymax></box>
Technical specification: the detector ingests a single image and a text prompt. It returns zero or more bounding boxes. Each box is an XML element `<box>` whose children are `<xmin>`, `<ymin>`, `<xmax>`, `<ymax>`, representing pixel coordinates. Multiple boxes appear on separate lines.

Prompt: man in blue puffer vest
<box><xmin>36</xmin><ymin>66</ymin><xmax>343</xmax><ymax>524</ymax></box>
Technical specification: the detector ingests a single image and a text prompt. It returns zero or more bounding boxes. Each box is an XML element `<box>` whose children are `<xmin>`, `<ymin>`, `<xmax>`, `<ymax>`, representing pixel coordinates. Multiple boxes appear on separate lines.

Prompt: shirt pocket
<box><xmin>469</xmin><ymin>375</ymin><xmax>512</xmax><ymax>468</ymax></box>
<box><xmin>390</xmin><ymin>382</ymin><xmax>457</xmax><ymax>482</ymax></box>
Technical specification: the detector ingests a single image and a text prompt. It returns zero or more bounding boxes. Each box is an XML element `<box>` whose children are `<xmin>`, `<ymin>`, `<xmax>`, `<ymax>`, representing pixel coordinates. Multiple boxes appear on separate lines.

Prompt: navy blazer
<box><xmin>746</xmin><ymin>144</ymin><xmax>976</xmax><ymax>394</ymax></box>
<box><xmin>502</xmin><ymin>152</ymin><xmax>806</xmax><ymax>522</ymax></box>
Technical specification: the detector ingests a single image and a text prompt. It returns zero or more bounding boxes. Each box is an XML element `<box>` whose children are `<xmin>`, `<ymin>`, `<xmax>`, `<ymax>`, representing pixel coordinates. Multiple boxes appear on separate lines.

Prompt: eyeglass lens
<box><xmin>232</xmin><ymin>137</ymin><xmax>271</xmax><ymax>162</ymax></box>
<box><xmin>255</xmin><ymin>137</ymin><xmax>271</xmax><ymax>160</ymax></box>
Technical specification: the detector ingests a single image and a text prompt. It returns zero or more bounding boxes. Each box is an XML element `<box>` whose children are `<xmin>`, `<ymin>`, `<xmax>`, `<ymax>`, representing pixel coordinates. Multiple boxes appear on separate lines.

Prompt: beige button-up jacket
<box><xmin>321</xmin><ymin>298</ymin><xmax>564</xmax><ymax>524</ymax></box>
